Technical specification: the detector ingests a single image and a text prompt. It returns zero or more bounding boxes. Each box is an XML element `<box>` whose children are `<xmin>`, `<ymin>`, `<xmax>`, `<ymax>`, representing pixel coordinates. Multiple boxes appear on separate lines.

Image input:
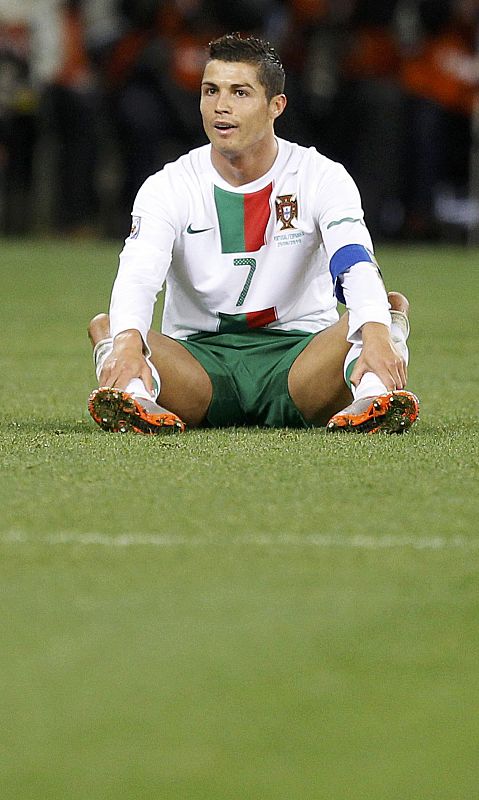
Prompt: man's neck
<box><xmin>211</xmin><ymin>137</ymin><xmax>279</xmax><ymax>187</ymax></box>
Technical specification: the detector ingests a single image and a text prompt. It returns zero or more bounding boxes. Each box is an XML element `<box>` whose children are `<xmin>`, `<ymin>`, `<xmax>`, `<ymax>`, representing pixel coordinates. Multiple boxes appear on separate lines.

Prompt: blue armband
<box><xmin>329</xmin><ymin>244</ymin><xmax>374</xmax><ymax>304</ymax></box>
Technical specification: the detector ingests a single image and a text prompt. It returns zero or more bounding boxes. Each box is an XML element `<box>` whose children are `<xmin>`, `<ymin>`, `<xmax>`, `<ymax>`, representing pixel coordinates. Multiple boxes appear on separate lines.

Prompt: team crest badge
<box><xmin>275</xmin><ymin>194</ymin><xmax>298</xmax><ymax>230</ymax></box>
<box><xmin>129</xmin><ymin>215</ymin><xmax>141</xmax><ymax>239</ymax></box>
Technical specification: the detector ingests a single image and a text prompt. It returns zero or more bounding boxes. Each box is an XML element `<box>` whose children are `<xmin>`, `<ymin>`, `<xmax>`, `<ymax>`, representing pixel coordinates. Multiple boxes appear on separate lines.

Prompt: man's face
<box><xmin>200</xmin><ymin>60</ymin><xmax>278</xmax><ymax>158</ymax></box>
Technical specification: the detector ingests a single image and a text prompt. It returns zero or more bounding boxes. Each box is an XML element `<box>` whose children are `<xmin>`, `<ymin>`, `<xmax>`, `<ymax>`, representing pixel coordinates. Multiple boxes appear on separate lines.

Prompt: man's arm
<box><xmin>339</xmin><ymin>261</ymin><xmax>407</xmax><ymax>391</ymax></box>
<box><xmin>100</xmin><ymin>174</ymin><xmax>177</xmax><ymax>392</ymax></box>
<box><xmin>317</xmin><ymin>162</ymin><xmax>405</xmax><ymax>387</ymax></box>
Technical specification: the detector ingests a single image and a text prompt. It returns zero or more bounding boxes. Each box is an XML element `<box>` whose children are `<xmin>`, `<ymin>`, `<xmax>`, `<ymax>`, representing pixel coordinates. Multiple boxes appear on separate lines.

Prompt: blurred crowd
<box><xmin>1</xmin><ymin>0</ymin><xmax>479</xmax><ymax>241</ymax></box>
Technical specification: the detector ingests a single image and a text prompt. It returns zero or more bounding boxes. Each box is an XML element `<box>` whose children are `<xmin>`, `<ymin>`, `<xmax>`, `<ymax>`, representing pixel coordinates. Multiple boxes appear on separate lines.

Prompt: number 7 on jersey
<box><xmin>234</xmin><ymin>258</ymin><xmax>256</xmax><ymax>306</ymax></box>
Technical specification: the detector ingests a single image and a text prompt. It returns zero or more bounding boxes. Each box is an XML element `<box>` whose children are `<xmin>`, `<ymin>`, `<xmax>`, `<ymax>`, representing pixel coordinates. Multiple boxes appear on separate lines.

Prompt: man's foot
<box><xmin>326</xmin><ymin>390</ymin><xmax>419</xmax><ymax>434</ymax></box>
<box><xmin>88</xmin><ymin>387</ymin><xmax>186</xmax><ymax>434</ymax></box>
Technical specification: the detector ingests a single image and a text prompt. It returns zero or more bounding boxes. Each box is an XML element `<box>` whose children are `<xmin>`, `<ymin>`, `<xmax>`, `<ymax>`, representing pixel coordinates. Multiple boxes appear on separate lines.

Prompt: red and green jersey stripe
<box><xmin>214</xmin><ymin>183</ymin><xmax>272</xmax><ymax>253</ymax></box>
<box><xmin>218</xmin><ymin>307</ymin><xmax>278</xmax><ymax>333</ymax></box>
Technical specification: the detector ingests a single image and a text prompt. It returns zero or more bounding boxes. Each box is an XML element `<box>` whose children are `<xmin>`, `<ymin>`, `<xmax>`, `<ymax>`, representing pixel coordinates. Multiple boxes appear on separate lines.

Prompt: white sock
<box><xmin>93</xmin><ymin>337</ymin><xmax>161</xmax><ymax>400</ymax></box>
<box><xmin>390</xmin><ymin>310</ymin><xmax>410</xmax><ymax>365</ymax></box>
<box><xmin>343</xmin><ymin>345</ymin><xmax>387</xmax><ymax>399</ymax></box>
<box><xmin>93</xmin><ymin>338</ymin><xmax>113</xmax><ymax>380</ymax></box>
<box><xmin>125</xmin><ymin>376</ymin><xmax>160</xmax><ymax>401</ymax></box>
<box><xmin>353</xmin><ymin>371</ymin><xmax>388</xmax><ymax>401</ymax></box>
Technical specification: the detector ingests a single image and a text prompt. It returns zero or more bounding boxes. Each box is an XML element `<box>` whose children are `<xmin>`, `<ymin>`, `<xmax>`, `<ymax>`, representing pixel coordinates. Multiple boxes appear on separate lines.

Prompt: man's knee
<box><xmin>388</xmin><ymin>292</ymin><xmax>409</xmax><ymax>314</ymax></box>
<box><xmin>88</xmin><ymin>313</ymin><xmax>110</xmax><ymax>345</ymax></box>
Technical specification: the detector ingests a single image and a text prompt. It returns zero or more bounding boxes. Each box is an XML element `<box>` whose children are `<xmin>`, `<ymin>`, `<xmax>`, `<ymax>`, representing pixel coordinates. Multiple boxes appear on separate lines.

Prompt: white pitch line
<box><xmin>0</xmin><ymin>531</ymin><xmax>195</xmax><ymax>547</ymax></box>
<box><xmin>0</xmin><ymin>531</ymin><xmax>477</xmax><ymax>551</ymax></box>
<box><xmin>241</xmin><ymin>533</ymin><xmax>479</xmax><ymax>550</ymax></box>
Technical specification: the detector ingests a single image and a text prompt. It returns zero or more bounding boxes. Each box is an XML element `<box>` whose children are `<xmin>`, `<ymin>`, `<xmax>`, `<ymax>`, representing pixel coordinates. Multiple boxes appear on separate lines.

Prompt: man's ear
<box><xmin>270</xmin><ymin>94</ymin><xmax>287</xmax><ymax>120</ymax></box>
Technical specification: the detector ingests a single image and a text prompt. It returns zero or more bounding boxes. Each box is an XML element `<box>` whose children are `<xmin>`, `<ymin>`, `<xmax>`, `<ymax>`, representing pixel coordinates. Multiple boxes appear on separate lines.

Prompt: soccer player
<box><xmin>87</xmin><ymin>32</ymin><xmax>419</xmax><ymax>435</ymax></box>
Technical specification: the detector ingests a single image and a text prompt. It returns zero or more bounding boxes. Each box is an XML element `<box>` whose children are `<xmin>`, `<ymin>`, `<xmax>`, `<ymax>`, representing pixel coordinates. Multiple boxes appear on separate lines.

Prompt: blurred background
<box><xmin>1</xmin><ymin>0</ymin><xmax>479</xmax><ymax>244</ymax></box>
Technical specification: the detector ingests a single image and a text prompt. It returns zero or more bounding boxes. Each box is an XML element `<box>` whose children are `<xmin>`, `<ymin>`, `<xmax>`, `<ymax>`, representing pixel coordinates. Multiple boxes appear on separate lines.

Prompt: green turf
<box><xmin>0</xmin><ymin>239</ymin><xmax>478</xmax><ymax>799</ymax></box>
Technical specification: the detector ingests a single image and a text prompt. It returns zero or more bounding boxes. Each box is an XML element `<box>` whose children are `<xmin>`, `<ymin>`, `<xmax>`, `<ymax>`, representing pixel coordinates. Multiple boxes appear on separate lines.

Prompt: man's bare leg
<box><xmin>288</xmin><ymin>292</ymin><xmax>417</xmax><ymax>428</ymax></box>
<box><xmin>288</xmin><ymin>313</ymin><xmax>353</xmax><ymax>425</ymax></box>
<box><xmin>88</xmin><ymin>314</ymin><xmax>212</xmax><ymax>428</ymax></box>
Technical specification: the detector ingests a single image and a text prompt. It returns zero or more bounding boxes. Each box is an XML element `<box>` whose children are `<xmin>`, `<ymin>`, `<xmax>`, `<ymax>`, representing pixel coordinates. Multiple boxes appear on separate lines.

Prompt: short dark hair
<box><xmin>208</xmin><ymin>32</ymin><xmax>285</xmax><ymax>101</ymax></box>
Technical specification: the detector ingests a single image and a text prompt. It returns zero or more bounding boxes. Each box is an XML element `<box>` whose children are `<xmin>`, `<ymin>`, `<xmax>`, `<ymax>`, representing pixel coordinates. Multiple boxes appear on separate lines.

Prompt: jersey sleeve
<box><xmin>314</xmin><ymin>159</ymin><xmax>390</xmax><ymax>340</ymax></box>
<box><xmin>340</xmin><ymin>262</ymin><xmax>391</xmax><ymax>342</ymax></box>
<box><xmin>109</xmin><ymin>174</ymin><xmax>177</xmax><ymax>345</ymax></box>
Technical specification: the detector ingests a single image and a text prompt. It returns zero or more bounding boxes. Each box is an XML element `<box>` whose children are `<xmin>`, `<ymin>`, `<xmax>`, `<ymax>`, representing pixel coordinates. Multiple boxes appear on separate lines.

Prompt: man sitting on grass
<box><xmin>87</xmin><ymin>32</ymin><xmax>419</xmax><ymax>435</ymax></box>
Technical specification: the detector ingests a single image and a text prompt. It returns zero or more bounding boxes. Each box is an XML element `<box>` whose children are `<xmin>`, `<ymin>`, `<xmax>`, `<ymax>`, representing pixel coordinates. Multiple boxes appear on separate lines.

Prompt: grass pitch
<box><xmin>0</xmin><ymin>239</ymin><xmax>478</xmax><ymax>799</ymax></box>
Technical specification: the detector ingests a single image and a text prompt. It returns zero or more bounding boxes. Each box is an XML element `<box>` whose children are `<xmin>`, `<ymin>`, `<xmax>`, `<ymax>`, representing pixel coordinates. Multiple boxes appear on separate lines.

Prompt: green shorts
<box><xmin>178</xmin><ymin>328</ymin><xmax>316</xmax><ymax>428</ymax></box>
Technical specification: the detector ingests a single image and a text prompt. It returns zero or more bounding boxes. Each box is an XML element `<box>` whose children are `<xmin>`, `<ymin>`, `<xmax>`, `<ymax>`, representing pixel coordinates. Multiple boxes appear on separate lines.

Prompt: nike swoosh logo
<box><xmin>186</xmin><ymin>224</ymin><xmax>214</xmax><ymax>234</ymax></box>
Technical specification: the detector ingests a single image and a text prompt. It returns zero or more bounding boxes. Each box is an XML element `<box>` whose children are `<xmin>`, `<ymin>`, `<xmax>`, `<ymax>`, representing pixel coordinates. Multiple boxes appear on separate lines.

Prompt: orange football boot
<box><xmin>88</xmin><ymin>387</ymin><xmax>185</xmax><ymax>434</ymax></box>
<box><xmin>326</xmin><ymin>390</ymin><xmax>419</xmax><ymax>434</ymax></box>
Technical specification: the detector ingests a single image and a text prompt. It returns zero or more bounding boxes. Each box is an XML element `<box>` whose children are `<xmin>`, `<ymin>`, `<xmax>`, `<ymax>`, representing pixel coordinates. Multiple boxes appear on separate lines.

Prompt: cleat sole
<box><xmin>88</xmin><ymin>387</ymin><xmax>185</xmax><ymax>434</ymax></box>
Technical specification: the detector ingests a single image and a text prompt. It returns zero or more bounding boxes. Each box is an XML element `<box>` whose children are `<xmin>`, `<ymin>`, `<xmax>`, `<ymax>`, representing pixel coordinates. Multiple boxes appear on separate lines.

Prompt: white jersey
<box><xmin>110</xmin><ymin>138</ymin><xmax>390</xmax><ymax>343</ymax></box>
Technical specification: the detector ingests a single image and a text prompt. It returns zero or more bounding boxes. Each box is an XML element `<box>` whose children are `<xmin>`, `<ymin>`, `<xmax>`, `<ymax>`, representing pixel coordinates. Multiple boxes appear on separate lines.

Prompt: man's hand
<box><xmin>98</xmin><ymin>329</ymin><xmax>154</xmax><ymax>395</ymax></box>
<box><xmin>350</xmin><ymin>322</ymin><xmax>407</xmax><ymax>391</ymax></box>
